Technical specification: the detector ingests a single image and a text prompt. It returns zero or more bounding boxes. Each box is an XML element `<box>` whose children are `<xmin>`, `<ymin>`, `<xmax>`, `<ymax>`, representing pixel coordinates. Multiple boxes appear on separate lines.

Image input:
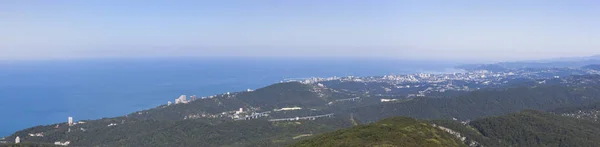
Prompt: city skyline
<box><xmin>2</xmin><ymin>0</ymin><xmax>599</xmax><ymax>61</ymax></box>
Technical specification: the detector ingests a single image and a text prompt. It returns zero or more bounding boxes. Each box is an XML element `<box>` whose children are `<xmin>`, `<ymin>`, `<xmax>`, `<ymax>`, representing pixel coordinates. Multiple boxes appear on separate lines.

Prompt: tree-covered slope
<box><xmin>129</xmin><ymin>82</ymin><xmax>347</xmax><ymax>121</ymax></box>
<box><xmin>290</xmin><ymin>117</ymin><xmax>466</xmax><ymax>147</ymax></box>
<box><xmin>469</xmin><ymin>110</ymin><xmax>600</xmax><ymax>147</ymax></box>
<box><xmin>0</xmin><ymin>143</ymin><xmax>59</xmax><ymax>147</ymax></box>
<box><xmin>433</xmin><ymin>110</ymin><xmax>600</xmax><ymax>147</ymax></box>
<box><xmin>6</xmin><ymin>116</ymin><xmax>355</xmax><ymax>147</ymax></box>
<box><xmin>352</xmin><ymin>84</ymin><xmax>600</xmax><ymax>122</ymax></box>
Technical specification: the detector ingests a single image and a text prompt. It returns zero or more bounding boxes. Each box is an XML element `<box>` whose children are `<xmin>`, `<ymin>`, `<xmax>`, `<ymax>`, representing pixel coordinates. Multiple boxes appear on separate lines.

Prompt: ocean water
<box><xmin>0</xmin><ymin>58</ymin><xmax>459</xmax><ymax>136</ymax></box>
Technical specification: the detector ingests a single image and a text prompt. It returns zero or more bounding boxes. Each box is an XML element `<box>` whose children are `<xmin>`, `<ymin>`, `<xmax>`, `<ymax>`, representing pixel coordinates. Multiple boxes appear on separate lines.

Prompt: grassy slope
<box><xmin>290</xmin><ymin>117</ymin><xmax>466</xmax><ymax>147</ymax></box>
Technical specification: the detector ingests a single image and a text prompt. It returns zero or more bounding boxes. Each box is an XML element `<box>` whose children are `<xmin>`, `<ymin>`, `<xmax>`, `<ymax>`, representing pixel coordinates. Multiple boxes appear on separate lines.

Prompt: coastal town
<box><xmin>296</xmin><ymin>67</ymin><xmax>599</xmax><ymax>97</ymax></box>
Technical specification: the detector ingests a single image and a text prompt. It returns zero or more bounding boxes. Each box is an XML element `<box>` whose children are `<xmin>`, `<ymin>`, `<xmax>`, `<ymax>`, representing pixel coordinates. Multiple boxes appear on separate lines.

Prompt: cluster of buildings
<box><xmin>168</xmin><ymin>91</ymin><xmax>246</xmax><ymax>106</ymax></box>
<box><xmin>293</xmin><ymin>68</ymin><xmax>597</xmax><ymax>97</ymax></box>
<box><xmin>168</xmin><ymin>95</ymin><xmax>203</xmax><ymax>105</ymax></box>
<box><xmin>268</xmin><ymin>113</ymin><xmax>334</xmax><ymax>122</ymax></box>
<box><xmin>327</xmin><ymin>97</ymin><xmax>361</xmax><ymax>105</ymax></box>
<box><xmin>561</xmin><ymin>110</ymin><xmax>600</xmax><ymax>122</ymax></box>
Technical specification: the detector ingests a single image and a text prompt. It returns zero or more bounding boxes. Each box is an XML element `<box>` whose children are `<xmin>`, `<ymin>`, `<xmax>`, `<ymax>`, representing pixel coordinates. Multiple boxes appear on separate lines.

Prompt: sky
<box><xmin>1</xmin><ymin>0</ymin><xmax>599</xmax><ymax>61</ymax></box>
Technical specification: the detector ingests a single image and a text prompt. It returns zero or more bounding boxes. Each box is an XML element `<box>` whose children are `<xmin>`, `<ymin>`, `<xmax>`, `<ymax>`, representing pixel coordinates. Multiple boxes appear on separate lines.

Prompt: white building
<box><xmin>15</xmin><ymin>136</ymin><xmax>20</xmax><ymax>144</ymax></box>
<box><xmin>68</xmin><ymin>117</ymin><xmax>73</xmax><ymax>126</ymax></box>
<box><xmin>54</xmin><ymin>141</ymin><xmax>71</xmax><ymax>146</ymax></box>
<box><xmin>381</xmin><ymin>99</ymin><xmax>399</xmax><ymax>102</ymax></box>
<box><xmin>175</xmin><ymin>95</ymin><xmax>188</xmax><ymax>104</ymax></box>
<box><xmin>274</xmin><ymin>107</ymin><xmax>302</xmax><ymax>111</ymax></box>
<box><xmin>28</xmin><ymin>133</ymin><xmax>44</xmax><ymax>137</ymax></box>
<box><xmin>235</xmin><ymin>108</ymin><xmax>244</xmax><ymax>114</ymax></box>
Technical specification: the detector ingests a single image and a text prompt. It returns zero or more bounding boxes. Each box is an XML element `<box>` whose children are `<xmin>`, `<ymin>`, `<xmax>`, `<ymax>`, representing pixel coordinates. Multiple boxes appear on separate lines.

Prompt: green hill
<box><xmin>290</xmin><ymin>117</ymin><xmax>466</xmax><ymax>147</ymax></box>
<box><xmin>352</xmin><ymin>84</ymin><xmax>600</xmax><ymax>122</ymax></box>
<box><xmin>436</xmin><ymin>110</ymin><xmax>600</xmax><ymax>147</ymax></box>
<box><xmin>0</xmin><ymin>142</ymin><xmax>59</xmax><ymax>147</ymax></box>
<box><xmin>129</xmin><ymin>82</ymin><xmax>348</xmax><ymax>121</ymax></box>
<box><xmin>5</xmin><ymin>115</ymin><xmax>355</xmax><ymax>147</ymax></box>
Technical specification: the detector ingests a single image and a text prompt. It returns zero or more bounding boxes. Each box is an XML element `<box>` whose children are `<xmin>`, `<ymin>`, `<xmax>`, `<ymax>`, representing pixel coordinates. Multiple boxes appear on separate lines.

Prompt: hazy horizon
<box><xmin>2</xmin><ymin>0</ymin><xmax>599</xmax><ymax>61</ymax></box>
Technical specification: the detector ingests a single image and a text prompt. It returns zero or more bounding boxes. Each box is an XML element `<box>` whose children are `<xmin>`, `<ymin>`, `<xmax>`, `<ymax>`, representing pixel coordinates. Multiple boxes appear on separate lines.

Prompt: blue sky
<box><xmin>1</xmin><ymin>0</ymin><xmax>599</xmax><ymax>61</ymax></box>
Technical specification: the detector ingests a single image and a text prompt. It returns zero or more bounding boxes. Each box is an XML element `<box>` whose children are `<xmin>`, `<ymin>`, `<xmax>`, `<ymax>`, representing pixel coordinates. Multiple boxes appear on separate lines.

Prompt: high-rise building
<box><xmin>175</xmin><ymin>95</ymin><xmax>188</xmax><ymax>104</ymax></box>
<box><xmin>68</xmin><ymin>117</ymin><xmax>73</xmax><ymax>126</ymax></box>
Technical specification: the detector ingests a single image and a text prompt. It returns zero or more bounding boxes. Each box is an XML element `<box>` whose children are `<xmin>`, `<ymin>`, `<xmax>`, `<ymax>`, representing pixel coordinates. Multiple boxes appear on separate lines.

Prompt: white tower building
<box><xmin>15</xmin><ymin>136</ymin><xmax>20</xmax><ymax>144</ymax></box>
<box><xmin>68</xmin><ymin>117</ymin><xmax>73</xmax><ymax>126</ymax></box>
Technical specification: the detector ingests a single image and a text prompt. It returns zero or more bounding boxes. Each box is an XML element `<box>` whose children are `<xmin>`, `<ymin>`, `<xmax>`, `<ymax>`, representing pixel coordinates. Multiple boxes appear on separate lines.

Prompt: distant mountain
<box><xmin>290</xmin><ymin>117</ymin><xmax>466</xmax><ymax>147</ymax></box>
<box><xmin>582</xmin><ymin>64</ymin><xmax>600</xmax><ymax>70</ymax></box>
<box><xmin>454</xmin><ymin>64</ymin><xmax>507</xmax><ymax>72</ymax></box>
<box><xmin>457</xmin><ymin>55</ymin><xmax>600</xmax><ymax>70</ymax></box>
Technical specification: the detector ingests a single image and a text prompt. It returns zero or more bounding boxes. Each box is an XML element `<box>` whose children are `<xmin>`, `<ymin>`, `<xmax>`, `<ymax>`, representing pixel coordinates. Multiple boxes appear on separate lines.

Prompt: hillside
<box><xmin>469</xmin><ymin>110</ymin><xmax>600</xmax><ymax>147</ymax></box>
<box><xmin>290</xmin><ymin>117</ymin><xmax>466</xmax><ymax>147</ymax></box>
<box><xmin>352</xmin><ymin>82</ymin><xmax>600</xmax><ymax>122</ymax></box>
<box><xmin>0</xmin><ymin>143</ymin><xmax>59</xmax><ymax>147</ymax></box>
<box><xmin>553</xmin><ymin>101</ymin><xmax>600</xmax><ymax>122</ymax></box>
<box><xmin>127</xmin><ymin>82</ymin><xmax>349</xmax><ymax>121</ymax></box>
<box><xmin>5</xmin><ymin>116</ymin><xmax>355</xmax><ymax>147</ymax></box>
<box><xmin>293</xmin><ymin>110</ymin><xmax>600</xmax><ymax>147</ymax></box>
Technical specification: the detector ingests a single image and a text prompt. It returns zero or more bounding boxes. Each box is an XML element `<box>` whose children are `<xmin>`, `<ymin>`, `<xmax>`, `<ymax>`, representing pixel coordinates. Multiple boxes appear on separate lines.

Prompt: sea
<box><xmin>0</xmin><ymin>58</ymin><xmax>462</xmax><ymax>137</ymax></box>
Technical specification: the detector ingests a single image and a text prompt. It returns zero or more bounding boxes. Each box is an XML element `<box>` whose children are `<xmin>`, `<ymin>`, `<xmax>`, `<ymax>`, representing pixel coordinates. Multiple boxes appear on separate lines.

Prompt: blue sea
<box><xmin>0</xmin><ymin>58</ymin><xmax>461</xmax><ymax>136</ymax></box>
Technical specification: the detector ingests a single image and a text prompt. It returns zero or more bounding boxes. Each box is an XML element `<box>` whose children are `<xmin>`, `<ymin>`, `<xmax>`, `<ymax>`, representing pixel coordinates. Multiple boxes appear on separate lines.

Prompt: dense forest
<box><xmin>468</xmin><ymin>110</ymin><xmax>600</xmax><ymax>147</ymax></box>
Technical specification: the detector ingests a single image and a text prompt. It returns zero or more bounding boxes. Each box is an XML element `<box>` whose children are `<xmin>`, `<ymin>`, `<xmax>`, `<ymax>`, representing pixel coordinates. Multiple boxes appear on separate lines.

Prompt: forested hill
<box><xmin>434</xmin><ymin>110</ymin><xmax>600</xmax><ymax>147</ymax></box>
<box><xmin>127</xmin><ymin>81</ymin><xmax>350</xmax><ymax>121</ymax></box>
<box><xmin>352</xmin><ymin>83</ymin><xmax>600</xmax><ymax>122</ymax></box>
<box><xmin>293</xmin><ymin>110</ymin><xmax>600</xmax><ymax>147</ymax></box>
<box><xmin>469</xmin><ymin>110</ymin><xmax>600</xmax><ymax>147</ymax></box>
<box><xmin>290</xmin><ymin>117</ymin><xmax>467</xmax><ymax>147</ymax></box>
